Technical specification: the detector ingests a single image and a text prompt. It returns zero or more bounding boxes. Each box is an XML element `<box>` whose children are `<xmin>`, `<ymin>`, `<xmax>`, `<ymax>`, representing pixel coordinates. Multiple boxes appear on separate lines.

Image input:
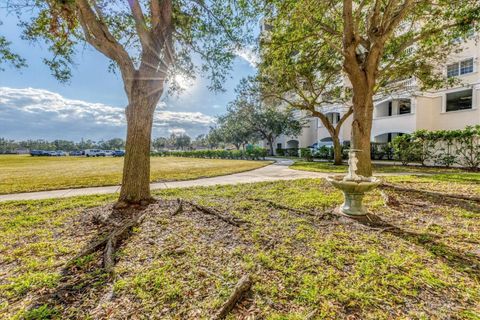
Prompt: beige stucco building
<box><xmin>267</xmin><ymin>37</ymin><xmax>480</xmax><ymax>153</ymax></box>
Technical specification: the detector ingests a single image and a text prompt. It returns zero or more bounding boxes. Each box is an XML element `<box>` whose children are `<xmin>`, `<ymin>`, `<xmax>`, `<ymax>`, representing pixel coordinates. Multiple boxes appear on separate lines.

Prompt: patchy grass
<box><xmin>0</xmin><ymin>155</ymin><xmax>270</xmax><ymax>194</ymax></box>
<box><xmin>291</xmin><ymin>161</ymin><xmax>475</xmax><ymax>175</ymax></box>
<box><xmin>0</xmin><ymin>177</ymin><xmax>479</xmax><ymax>319</ymax></box>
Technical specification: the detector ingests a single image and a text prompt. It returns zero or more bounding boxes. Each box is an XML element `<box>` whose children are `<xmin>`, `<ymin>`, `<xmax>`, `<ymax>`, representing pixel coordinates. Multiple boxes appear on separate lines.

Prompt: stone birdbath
<box><xmin>326</xmin><ymin>149</ymin><xmax>381</xmax><ymax>216</ymax></box>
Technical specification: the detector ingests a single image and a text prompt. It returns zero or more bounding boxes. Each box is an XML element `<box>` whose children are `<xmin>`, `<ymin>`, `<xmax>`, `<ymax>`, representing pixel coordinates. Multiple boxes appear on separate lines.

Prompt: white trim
<box><xmin>373</xmin><ymin>113</ymin><xmax>416</xmax><ymax>120</ymax></box>
<box><xmin>446</xmin><ymin>57</ymin><xmax>476</xmax><ymax>78</ymax></box>
<box><xmin>441</xmin><ymin>87</ymin><xmax>476</xmax><ymax>113</ymax></box>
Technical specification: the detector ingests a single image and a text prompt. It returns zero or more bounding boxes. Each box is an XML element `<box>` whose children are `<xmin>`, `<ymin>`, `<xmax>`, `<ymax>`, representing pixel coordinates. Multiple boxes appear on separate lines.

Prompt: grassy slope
<box><xmin>1</xmin><ymin>176</ymin><xmax>479</xmax><ymax>319</ymax></box>
<box><xmin>0</xmin><ymin>155</ymin><xmax>270</xmax><ymax>194</ymax></box>
<box><xmin>291</xmin><ymin>160</ymin><xmax>479</xmax><ymax>175</ymax></box>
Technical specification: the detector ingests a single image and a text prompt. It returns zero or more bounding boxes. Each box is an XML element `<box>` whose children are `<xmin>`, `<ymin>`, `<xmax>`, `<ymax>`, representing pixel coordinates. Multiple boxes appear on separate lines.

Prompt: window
<box><xmin>447</xmin><ymin>63</ymin><xmax>459</xmax><ymax>77</ymax></box>
<box><xmin>277</xmin><ymin>143</ymin><xmax>282</xmax><ymax>149</ymax></box>
<box><xmin>447</xmin><ymin>58</ymin><xmax>474</xmax><ymax>77</ymax></box>
<box><xmin>326</xmin><ymin>112</ymin><xmax>340</xmax><ymax>125</ymax></box>
<box><xmin>398</xmin><ymin>99</ymin><xmax>412</xmax><ymax>114</ymax></box>
<box><xmin>446</xmin><ymin>89</ymin><xmax>473</xmax><ymax>112</ymax></box>
<box><xmin>461</xmin><ymin>59</ymin><xmax>474</xmax><ymax>75</ymax></box>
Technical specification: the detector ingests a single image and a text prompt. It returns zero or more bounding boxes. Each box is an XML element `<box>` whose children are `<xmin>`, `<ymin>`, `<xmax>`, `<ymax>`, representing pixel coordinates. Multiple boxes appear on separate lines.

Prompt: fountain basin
<box><xmin>327</xmin><ymin>175</ymin><xmax>381</xmax><ymax>216</ymax></box>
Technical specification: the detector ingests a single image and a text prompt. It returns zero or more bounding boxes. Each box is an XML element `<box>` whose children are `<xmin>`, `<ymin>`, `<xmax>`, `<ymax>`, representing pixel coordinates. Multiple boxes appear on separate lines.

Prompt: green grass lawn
<box><xmin>1</xmin><ymin>175</ymin><xmax>479</xmax><ymax>319</ymax></box>
<box><xmin>291</xmin><ymin>160</ymin><xmax>477</xmax><ymax>175</ymax></box>
<box><xmin>0</xmin><ymin>155</ymin><xmax>271</xmax><ymax>194</ymax></box>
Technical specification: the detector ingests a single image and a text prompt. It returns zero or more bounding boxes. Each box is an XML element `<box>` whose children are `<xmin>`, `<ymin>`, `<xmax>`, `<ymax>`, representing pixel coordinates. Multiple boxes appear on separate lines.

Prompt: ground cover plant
<box><xmin>0</xmin><ymin>155</ymin><xmax>270</xmax><ymax>194</ymax></box>
<box><xmin>0</xmin><ymin>176</ymin><xmax>478</xmax><ymax>319</ymax></box>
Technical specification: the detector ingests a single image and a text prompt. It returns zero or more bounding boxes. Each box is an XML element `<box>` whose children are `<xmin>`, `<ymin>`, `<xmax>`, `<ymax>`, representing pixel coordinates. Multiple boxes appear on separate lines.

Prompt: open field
<box><xmin>291</xmin><ymin>160</ymin><xmax>479</xmax><ymax>175</ymax></box>
<box><xmin>0</xmin><ymin>174</ymin><xmax>478</xmax><ymax>319</ymax></box>
<box><xmin>0</xmin><ymin>155</ymin><xmax>271</xmax><ymax>194</ymax></box>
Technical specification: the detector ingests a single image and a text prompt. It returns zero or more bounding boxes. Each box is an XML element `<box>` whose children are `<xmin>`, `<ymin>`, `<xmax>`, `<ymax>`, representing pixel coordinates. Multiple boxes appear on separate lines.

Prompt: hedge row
<box><xmin>151</xmin><ymin>147</ymin><xmax>268</xmax><ymax>160</ymax></box>
<box><xmin>392</xmin><ymin>125</ymin><xmax>480</xmax><ymax>169</ymax></box>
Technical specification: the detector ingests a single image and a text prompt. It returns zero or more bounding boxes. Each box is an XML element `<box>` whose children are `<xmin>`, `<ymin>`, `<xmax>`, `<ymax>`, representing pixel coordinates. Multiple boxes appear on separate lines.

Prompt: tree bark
<box><xmin>350</xmin><ymin>89</ymin><xmax>374</xmax><ymax>177</ymax></box>
<box><xmin>332</xmin><ymin>135</ymin><xmax>343</xmax><ymax>165</ymax></box>
<box><xmin>268</xmin><ymin>138</ymin><xmax>275</xmax><ymax>156</ymax></box>
<box><xmin>118</xmin><ymin>82</ymin><xmax>159</xmax><ymax>205</ymax></box>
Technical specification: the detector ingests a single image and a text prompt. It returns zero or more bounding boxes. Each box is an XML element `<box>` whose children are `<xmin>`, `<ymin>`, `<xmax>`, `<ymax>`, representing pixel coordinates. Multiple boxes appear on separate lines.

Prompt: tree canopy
<box><xmin>262</xmin><ymin>0</ymin><xmax>480</xmax><ymax>175</ymax></box>
<box><xmin>6</xmin><ymin>0</ymin><xmax>261</xmax><ymax>204</ymax></box>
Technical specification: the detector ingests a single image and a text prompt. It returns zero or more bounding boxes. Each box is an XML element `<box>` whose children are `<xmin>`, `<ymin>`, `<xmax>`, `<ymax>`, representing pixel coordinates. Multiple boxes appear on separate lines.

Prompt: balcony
<box><xmin>375</xmin><ymin>78</ymin><xmax>418</xmax><ymax>100</ymax></box>
<box><xmin>372</xmin><ymin>113</ymin><xmax>416</xmax><ymax>140</ymax></box>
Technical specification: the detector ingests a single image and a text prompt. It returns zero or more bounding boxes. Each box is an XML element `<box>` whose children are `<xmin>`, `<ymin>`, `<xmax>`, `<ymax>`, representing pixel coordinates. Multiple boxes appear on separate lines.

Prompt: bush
<box><xmin>300</xmin><ymin>148</ymin><xmax>313</xmax><ymax>162</ymax></box>
<box><xmin>313</xmin><ymin>146</ymin><xmax>333</xmax><ymax>160</ymax></box>
<box><xmin>151</xmin><ymin>147</ymin><xmax>268</xmax><ymax>161</ymax></box>
<box><xmin>391</xmin><ymin>126</ymin><xmax>480</xmax><ymax>170</ymax></box>
<box><xmin>391</xmin><ymin>134</ymin><xmax>421</xmax><ymax>166</ymax></box>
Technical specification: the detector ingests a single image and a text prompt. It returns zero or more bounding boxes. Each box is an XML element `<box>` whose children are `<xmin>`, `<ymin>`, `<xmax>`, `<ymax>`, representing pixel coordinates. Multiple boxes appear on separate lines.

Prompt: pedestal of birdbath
<box><xmin>326</xmin><ymin>149</ymin><xmax>381</xmax><ymax>216</ymax></box>
<box><xmin>326</xmin><ymin>175</ymin><xmax>381</xmax><ymax>215</ymax></box>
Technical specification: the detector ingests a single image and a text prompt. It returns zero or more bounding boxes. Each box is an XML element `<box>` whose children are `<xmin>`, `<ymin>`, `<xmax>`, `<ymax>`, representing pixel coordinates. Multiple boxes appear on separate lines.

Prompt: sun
<box><xmin>174</xmin><ymin>74</ymin><xmax>196</xmax><ymax>91</ymax></box>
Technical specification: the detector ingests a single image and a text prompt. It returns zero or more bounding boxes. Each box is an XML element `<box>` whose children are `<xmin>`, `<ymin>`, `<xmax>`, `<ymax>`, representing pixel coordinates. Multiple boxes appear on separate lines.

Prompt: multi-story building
<box><xmin>266</xmin><ymin>37</ymin><xmax>480</xmax><ymax>153</ymax></box>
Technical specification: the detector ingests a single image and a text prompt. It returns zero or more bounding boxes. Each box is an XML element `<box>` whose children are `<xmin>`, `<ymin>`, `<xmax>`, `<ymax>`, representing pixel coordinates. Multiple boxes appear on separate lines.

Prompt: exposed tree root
<box><xmin>113</xmin><ymin>197</ymin><xmax>157</xmax><ymax>209</ymax></box>
<box><xmin>68</xmin><ymin>212</ymin><xmax>146</xmax><ymax>275</ymax></box>
<box><xmin>171</xmin><ymin>198</ymin><xmax>183</xmax><ymax>216</ymax></box>
<box><xmin>380</xmin><ymin>190</ymin><xmax>401</xmax><ymax>207</ymax></box>
<box><xmin>214</xmin><ymin>274</ymin><xmax>252</xmax><ymax>320</ymax></box>
<box><xmin>184</xmin><ymin>200</ymin><xmax>246</xmax><ymax>227</ymax></box>
<box><xmin>381</xmin><ymin>183</ymin><xmax>480</xmax><ymax>203</ymax></box>
<box><xmin>247</xmin><ymin>197</ymin><xmax>319</xmax><ymax>217</ymax></box>
<box><xmin>103</xmin><ymin>213</ymin><xmax>146</xmax><ymax>274</ymax></box>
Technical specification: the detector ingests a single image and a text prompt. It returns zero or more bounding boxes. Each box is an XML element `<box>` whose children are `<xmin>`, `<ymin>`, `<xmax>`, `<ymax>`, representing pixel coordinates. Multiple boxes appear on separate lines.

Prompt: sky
<box><xmin>0</xmin><ymin>8</ymin><xmax>257</xmax><ymax>142</ymax></box>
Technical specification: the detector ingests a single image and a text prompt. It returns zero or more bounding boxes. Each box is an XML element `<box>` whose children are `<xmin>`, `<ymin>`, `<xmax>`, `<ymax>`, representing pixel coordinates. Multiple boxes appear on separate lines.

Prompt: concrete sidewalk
<box><xmin>0</xmin><ymin>160</ymin><xmax>327</xmax><ymax>202</ymax></box>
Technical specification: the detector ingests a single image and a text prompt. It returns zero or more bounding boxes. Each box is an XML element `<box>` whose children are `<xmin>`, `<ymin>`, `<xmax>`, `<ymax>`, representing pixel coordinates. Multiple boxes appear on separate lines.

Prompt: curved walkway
<box><xmin>0</xmin><ymin>159</ymin><xmax>327</xmax><ymax>202</ymax></box>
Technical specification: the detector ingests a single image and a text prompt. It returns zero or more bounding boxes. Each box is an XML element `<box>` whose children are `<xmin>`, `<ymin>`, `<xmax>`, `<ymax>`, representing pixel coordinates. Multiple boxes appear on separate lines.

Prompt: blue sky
<box><xmin>0</xmin><ymin>8</ymin><xmax>257</xmax><ymax>141</ymax></box>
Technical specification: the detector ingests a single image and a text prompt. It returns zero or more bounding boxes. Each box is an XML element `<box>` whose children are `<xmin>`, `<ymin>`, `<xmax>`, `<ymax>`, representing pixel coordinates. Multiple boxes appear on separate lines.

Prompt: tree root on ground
<box><xmin>381</xmin><ymin>183</ymin><xmax>480</xmax><ymax>203</ymax></box>
<box><xmin>171</xmin><ymin>198</ymin><xmax>183</xmax><ymax>216</ymax></box>
<box><xmin>68</xmin><ymin>212</ymin><xmax>146</xmax><ymax>275</ymax></box>
<box><xmin>246</xmin><ymin>197</ymin><xmax>320</xmax><ymax>217</ymax></box>
<box><xmin>183</xmin><ymin>200</ymin><xmax>247</xmax><ymax>227</ymax></box>
<box><xmin>214</xmin><ymin>274</ymin><xmax>252</xmax><ymax>320</ymax></box>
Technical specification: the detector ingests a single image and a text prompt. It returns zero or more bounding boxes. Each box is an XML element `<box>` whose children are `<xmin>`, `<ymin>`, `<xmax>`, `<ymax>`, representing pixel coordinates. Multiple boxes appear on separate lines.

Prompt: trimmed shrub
<box><xmin>391</xmin><ymin>126</ymin><xmax>480</xmax><ymax>169</ymax></box>
<box><xmin>300</xmin><ymin>148</ymin><xmax>313</xmax><ymax>162</ymax></box>
<box><xmin>151</xmin><ymin>147</ymin><xmax>268</xmax><ymax>161</ymax></box>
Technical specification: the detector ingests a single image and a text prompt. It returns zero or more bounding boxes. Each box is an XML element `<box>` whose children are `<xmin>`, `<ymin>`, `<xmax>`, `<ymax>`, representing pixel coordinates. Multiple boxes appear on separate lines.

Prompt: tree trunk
<box><xmin>332</xmin><ymin>135</ymin><xmax>343</xmax><ymax>165</ymax></box>
<box><xmin>268</xmin><ymin>139</ymin><xmax>275</xmax><ymax>156</ymax></box>
<box><xmin>118</xmin><ymin>84</ymin><xmax>158</xmax><ymax>205</ymax></box>
<box><xmin>351</xmin><ymin>90</ymin><xmax>374</xmax><ymax>177</ymax></box>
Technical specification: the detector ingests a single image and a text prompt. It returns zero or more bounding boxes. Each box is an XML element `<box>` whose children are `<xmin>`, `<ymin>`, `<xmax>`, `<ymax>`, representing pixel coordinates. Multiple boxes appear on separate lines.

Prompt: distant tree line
<box><xmin>0</xmin><ymin>134</ymin><xmax>215</xmax><ymax>154</ymax></box>
<box><xmin>0</xmin><ymin>138</ymin><xmax>125</xmax><ymax>153</ymax></box>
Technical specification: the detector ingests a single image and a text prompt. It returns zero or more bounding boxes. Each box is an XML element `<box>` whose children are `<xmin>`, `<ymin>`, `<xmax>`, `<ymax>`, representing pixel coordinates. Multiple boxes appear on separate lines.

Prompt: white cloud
<box><xmin>0</xmin><ymin>87</ymin><xmax>215</xmax><ymax>140</ymax></box>
<box><xmin>235</xmin><ymin>46</ymin><xmax>259</xmax><ymax>68</ymax></box>
<box><xmin>168</xmin><ymin>128</ymin><xmax>187</xmax><ymax>135</ymax></box>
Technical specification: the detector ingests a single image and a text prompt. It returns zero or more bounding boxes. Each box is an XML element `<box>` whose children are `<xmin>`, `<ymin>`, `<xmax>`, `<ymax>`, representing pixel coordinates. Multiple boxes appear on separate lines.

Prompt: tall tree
<box><xmin>172</xmin><ymin>133</ymin><xmax>191</xmax><ymax>150</ymax></box>
<box><xmin>8</xmin><ymin>0</ymin><xmax>259</xmax><ymax>205</ymax></box>
<box><xmin>265</xmin><ymin>0</ymin><xmax>480</xmax><ymax>176</ymax></box>
<box><xmin>233</xmin><ymin>78</ymin><xmax>304</xmax><ymax>156</ymax></box>
<box><xmin>259</xmin><ymin>34</ymin><xmax>352</xmax><ymax>164</ymax></box>
<box><xmin>217</xmin><ymin>110</ymin><xmax>259</xmax><ymax>149</ymax></box>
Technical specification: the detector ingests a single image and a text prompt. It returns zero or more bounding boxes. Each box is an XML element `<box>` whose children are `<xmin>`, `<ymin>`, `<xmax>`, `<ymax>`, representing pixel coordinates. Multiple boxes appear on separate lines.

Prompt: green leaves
<box><xmin>7</xmin><ymin>0</ymin><xmax>261</xmax><ymax>90</ymax></box>
<box><xmin>0</xmin><ymin>22</ymin><xmax>26</xmax><ymax>72</ymax></box>
<box><xmin>392</xmin><ymin>126</ymin><xmax>480</xmax><ymax>169</ymax></box>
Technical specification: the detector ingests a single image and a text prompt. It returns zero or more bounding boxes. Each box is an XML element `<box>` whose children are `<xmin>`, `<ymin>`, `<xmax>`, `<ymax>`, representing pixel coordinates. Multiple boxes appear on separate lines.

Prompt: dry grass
<box><xmin>1</xmin><ymin>175</ymin><xmax>479</xmax><ymax>319</ymax></box>
<box><xmin>0</xmin><ymin>155</ymin><xmax>270</xmax><ymax>194</ymax></box>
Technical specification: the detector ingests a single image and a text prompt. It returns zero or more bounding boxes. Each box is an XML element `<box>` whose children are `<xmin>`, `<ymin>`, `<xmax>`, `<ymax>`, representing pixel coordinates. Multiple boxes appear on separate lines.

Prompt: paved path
<box><xmin>0</xmin><ymin>159</ymin><xmax>327</xmax><ymax>202</ymax></box>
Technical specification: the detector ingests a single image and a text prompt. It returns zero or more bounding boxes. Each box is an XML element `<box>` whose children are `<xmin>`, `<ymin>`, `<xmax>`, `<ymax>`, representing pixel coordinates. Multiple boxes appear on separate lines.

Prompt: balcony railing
<box><xmin>376</xmin><ymin>78</ymin><xmax>418</xmax><ymax>100</ymax></box>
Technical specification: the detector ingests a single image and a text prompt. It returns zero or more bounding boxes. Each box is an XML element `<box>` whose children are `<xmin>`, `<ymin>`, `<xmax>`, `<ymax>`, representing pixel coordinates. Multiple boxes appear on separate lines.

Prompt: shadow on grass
<box><xmin>347</xmin><ymin>213</ymin><xmax>480</xmax><ymax>281</ymax></box>
<box><xmin>25</xmin><ymin>205</ymin><xmax>151</xmax><ymax>317</ymax></box>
